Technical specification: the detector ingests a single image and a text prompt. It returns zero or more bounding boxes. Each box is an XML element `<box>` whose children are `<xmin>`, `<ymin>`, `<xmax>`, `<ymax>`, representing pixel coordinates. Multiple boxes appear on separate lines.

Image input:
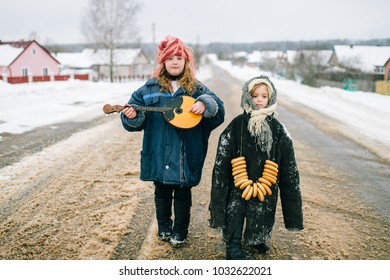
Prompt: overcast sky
<box><xmin>1</xmin><ymin>0</ymin><xmax>390</xmax><ymax>45</ymax></box>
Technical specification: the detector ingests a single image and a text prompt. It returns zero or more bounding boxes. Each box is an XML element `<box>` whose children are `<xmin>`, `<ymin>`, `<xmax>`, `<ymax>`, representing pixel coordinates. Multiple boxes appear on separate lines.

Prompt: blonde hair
<box><xmin>157</xmin><ymin>62</ymin><xmax>197</xmax><ymax>95</ymax></box>
<box><xmin>249</xmin><ymin>83</ymin><xmax>269</xmax><ymax>97</ymax></box>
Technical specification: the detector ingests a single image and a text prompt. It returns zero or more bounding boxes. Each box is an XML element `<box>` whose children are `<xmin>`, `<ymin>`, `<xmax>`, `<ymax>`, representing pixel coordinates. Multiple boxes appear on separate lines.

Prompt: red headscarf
<box><xmin>153</xmin><ymin>35</ymin><xmax>196</xmax><ymax>78</ymax></box>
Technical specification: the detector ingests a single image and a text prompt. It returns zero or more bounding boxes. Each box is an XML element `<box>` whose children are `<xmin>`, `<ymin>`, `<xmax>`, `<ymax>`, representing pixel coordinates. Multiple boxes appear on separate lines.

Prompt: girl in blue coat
<box><xmin>121</xmin><ymin>36</ymin><xmax>225</xmax><ymax>247</ymax></box>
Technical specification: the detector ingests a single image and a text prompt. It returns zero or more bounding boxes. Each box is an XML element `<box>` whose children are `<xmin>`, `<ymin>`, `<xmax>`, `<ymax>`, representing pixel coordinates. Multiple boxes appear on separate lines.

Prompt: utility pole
<box><xmin>152</xmin><ymin>22</ymin><xmax>156</xmax><ymax>44</ymax></box>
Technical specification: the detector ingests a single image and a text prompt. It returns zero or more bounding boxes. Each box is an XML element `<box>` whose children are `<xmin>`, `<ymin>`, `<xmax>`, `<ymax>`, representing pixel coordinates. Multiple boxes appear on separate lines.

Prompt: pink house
<box><xmin>0</xmin><ymin>40</ymin><xmax>60</xmax><ymax>83</ymax></box>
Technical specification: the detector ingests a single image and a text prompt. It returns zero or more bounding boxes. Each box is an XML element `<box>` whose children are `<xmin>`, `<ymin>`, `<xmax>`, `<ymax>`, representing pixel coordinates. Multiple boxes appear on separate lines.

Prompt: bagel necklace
<box><xmin>231</xmin><ymin>118</ymin><xmax>279</xmax><ymax>202</ymax></box>
<box><xmin>231</xmin><ymin>157</ymin><xmax>279</xmax><ymax>202</ymax></box>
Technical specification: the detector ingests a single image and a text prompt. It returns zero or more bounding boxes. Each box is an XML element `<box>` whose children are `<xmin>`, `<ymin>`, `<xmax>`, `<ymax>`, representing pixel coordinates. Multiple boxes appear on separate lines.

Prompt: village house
<box><xmin>375</xmin><ymin>57</ymin><xmax>390</xmax><ymax>95</ymax></box>
<box><xmin>286</xmin><ymin>50</ymin><xmax>333</xmax><ymax>68</ymax></box>
<box><xmin>53</xmin><ymin>48</ymin><xmax>152</xmax><ymax>82</ymax></box>
<box><xmin>247</xmin><ymin>50</ymin><xmax>287</xmax><ymax>76</ymax></box>
<box><xmin>384</xmin><ymin>58</ymin><xmax>390</xmax><ymax>81</ymax></box>
<box><xmin>0</xmin><ymin>40</ymin><xmax>61</xmax><ymax>83</ymax></box>
<box><xmin>329</xmin><ymin>45</ymin><xmax>390</xmax><ymax>92</ymax></box>
<box><xmin>331</xmin><ymin>45</ymin><xmax>390</xmax><ymax>75</ymax></box>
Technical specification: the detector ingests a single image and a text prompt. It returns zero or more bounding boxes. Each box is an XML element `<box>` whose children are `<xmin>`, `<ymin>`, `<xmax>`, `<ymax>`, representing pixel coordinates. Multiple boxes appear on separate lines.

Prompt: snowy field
<box><xmin>1</xmin><ymin>58</ymin><xmax>389</xmax><ymax>160</ymax></box>
<box><xmin>0</xmin><ymin>79</ymin><xmax>144</xmax><ymax>135</ymax></box>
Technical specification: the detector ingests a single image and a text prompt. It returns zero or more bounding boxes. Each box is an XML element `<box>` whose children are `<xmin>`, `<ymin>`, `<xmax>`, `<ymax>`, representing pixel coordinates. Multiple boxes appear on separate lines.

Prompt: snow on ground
<box><xmin>0</xmin><ymin>79</ymin><xmax>144</xmax><ymax>135</ymax></box>
<box><xmin>0</xmin><ymin>59</ymin><xmax>389</xmax><ymax>159</ymax></box>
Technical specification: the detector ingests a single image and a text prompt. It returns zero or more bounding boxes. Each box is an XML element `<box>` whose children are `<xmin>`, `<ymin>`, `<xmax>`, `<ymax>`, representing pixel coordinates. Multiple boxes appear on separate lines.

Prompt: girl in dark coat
<box><xmin>121</xmin><ymin>36</ymin><xmax>224</xmax><ymax>247</ymax></box>
<box><xmin>209</xmin><ymin>75</ymin><xmax>303</xmax><ymax>259</ymax></box>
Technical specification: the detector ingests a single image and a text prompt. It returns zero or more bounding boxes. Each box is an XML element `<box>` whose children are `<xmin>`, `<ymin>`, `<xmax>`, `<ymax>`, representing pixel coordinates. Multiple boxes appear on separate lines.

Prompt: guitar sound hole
<box><xmin>175</xmin><ymin>108</ymin><xmax>183</xmax><ymax>114</ymax></box>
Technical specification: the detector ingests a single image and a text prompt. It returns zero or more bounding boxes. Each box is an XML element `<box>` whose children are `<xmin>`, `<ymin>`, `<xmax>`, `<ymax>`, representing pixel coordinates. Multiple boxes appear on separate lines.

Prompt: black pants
<box><xmin>225</xmin><ymin>216</ymin><xmax>244</xmax><ymax>249</ymax></box>
<box><xmin>154</xmin><ymin>182</ymin><xmax>192</xmax><ymax>239</ymax></box>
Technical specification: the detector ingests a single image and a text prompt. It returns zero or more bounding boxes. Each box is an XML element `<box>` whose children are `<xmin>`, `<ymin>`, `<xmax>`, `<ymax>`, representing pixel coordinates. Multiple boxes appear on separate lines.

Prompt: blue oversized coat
<box><xmin>121</xmin><ymin>78</ymin><xmax>225</xmax><ymax>187</ymax></box>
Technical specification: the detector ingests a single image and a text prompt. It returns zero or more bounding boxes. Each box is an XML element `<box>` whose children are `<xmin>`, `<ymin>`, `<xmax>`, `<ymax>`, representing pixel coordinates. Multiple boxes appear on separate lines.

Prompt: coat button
<box><xmin>165</xmin><ymin>165</ymin><xmax>169</xmax><ymax>169</ymax></box>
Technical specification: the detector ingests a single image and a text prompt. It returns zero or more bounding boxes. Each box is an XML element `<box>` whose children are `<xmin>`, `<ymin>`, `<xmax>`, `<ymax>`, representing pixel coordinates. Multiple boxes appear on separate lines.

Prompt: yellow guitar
<box><xmin>103</xmin><ymin>96</ymin><xmax>202</xmax><ymax>129</ymax></box>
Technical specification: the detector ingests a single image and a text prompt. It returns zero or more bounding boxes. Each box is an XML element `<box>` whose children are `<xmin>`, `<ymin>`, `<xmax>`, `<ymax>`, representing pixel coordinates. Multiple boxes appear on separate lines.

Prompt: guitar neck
<box><xmin>128</xmin><ymin>104</ymin><xmax>173</xmax><ymax>113</ymax></box>
<box><xmin>103</xmin><ymin>96</ymin><xmax>201</xmax><ymax>129</ymax></box>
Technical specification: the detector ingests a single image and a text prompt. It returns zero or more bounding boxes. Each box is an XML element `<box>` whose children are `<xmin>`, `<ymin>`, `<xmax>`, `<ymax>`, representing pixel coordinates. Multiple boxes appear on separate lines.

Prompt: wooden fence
<box><xmin>376</xmin><ymin>81</ymin><xmax>390</xmax><ymax>95</ymax></box>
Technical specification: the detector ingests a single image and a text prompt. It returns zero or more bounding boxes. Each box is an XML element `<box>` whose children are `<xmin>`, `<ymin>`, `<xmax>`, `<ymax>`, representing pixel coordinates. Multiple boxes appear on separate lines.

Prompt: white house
<box><xmin>332</xmin><ymin>45</ymin><xmax>390</xmax><ymax>74</ymax></box>
<box><xmin>54</xmin><ymin>48</ymin><xmax>152</xmax><ymax>82</ymax></box>
<box><xmin>247</xmin><ymin>50</ymin><xmax>286</xmax><ymax>68</ymax></box>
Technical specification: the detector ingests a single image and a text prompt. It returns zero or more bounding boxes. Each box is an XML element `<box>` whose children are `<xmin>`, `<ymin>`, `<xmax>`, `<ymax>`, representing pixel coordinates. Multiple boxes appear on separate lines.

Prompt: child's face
<box><xmin>165</xmin><ymin>55</ymin><xmax>185</xmax><ymax>76</ymax></box>
<box><xmin>251</xmin><ymin>84</ymin><xmax>269</xmax><ymax>109</ymax></box>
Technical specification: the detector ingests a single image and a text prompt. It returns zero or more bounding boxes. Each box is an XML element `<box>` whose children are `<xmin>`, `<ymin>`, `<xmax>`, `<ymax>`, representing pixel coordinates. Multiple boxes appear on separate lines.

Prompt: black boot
<box><xmin>154</xmin><ymin>183</ymin><xmax>173</xmax><ymax>241</ymax></box>
<box><xmin>253</xmin><ymin>243</ymin><xmax>270</xmax><ymax>254</ymax></box>
<box><xmin>170</xmin><ymin>187</ymin><xmax>192</xmax><ymax>247</ymax></box>
<box><xmin>155</xmin><ymin>197</ymin><xmax>173</xmax><ymax>241</ymax></box>
<box><xmin>226</xmin><ymin>221</ymin><xmax>253</xmax><ymax>260</ymax></box>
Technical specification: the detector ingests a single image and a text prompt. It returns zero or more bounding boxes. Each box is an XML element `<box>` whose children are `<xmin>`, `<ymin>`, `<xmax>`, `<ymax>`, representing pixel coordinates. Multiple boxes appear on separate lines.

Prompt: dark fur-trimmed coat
<box><xmin>209</xmin><ymin>111</ymin><xmax>303</xmax><ymax>245</ymax></box>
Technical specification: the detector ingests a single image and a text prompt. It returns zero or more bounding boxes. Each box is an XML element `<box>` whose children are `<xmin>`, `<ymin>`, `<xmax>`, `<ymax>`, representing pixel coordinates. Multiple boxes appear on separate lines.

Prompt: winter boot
<box><xmin>154</xmin><ymin>186</ymin><xmax>173</xmax><ymax>242</ymax></box>
<box><xmin>226</xmin><ymin>222</ymin><xmax>253</xmax><ymax>260</ymax></box>
<box><xmin>170</xmin><ymin>187</ymin><xmax>191</xmax><ymax>247</ymax></box>
<box><xmin>253</xmin><ymin>242</ymin><xmax>270</xmax><ymax>254</ymax></box>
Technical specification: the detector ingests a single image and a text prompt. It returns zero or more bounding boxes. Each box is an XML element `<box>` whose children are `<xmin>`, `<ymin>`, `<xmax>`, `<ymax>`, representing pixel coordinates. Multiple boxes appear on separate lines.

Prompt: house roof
<box><xmin>232</xmin><ymin>51</ymin><xmax>248</xmax><ymax>58</ymax></box>
<box><xmin>0</xmin><ymin>40</ymin><xmax>32</xmax><ymax>48</ymax></box>
<box><xmin>286</xmin><ymin>50</ymin><xmax>333</xmax><ymax>66</ymax></box>
<box><xmin>247</xmin><ymin>50</ymin><xmax>285</xmax><ymax>64</ymax></box>
<box><xmin>384</xmin><ymin>57</ymin><xmax>390</xmax><ymax>67</ymax></box>
<box><xmin>333</xmin><ymin>45</ymin><xmax>390</xmax><ymax>72</ymax></box>
<box><xmin>54</xmin><ymin>48</ymin><xmax>146</xmax><ymax>68</ymax></box>
<box><xmin>0</xmin><ymin>45</ymin><xmax>25</xmax><ymax>65</ymax></box>
<box><xmin>53</xmin><ymin>49</ymin><xmax>94</xmax><ymax>68</ymax></box>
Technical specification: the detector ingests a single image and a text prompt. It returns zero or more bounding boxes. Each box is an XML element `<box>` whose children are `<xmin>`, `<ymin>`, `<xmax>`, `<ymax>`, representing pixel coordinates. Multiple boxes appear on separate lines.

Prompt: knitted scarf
<box><xmin>241</xmin><ymin>75</ymin><xmax>278</xmax><ymax>157</ymax></box>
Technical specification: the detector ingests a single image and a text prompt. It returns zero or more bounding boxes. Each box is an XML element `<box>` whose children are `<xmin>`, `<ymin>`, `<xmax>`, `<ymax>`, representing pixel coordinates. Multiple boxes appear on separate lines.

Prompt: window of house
<box><xmin>43</xmin><ymin>68</ymin><xmax>48</xmax><ymax>76</ymax></box>
<box><xmin>32</xmin><ymin>48</ymin><xmax>36</xmax><ymax>55</ymax></box>
<box><xmin>374</xmin><ymin>66</ymin><xmax>385</xmax><ymax>74</ymax></box>
<box><xmin>22</xmin><ymin>68</ymin><xmax>28</xmax><ymax>76</ymax></box>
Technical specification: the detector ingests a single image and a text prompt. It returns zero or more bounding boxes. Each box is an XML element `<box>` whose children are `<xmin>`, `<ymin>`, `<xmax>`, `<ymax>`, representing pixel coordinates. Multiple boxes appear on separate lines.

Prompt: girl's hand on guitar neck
<box><xmin>122</xmin><ymin>104</ymin><xmax>137</xmax><ymax>119</ymax></box>
<box><xmin>190</xmin><ymin>101</ymin><xmax>206</xmax><ymax>115</ymax></box>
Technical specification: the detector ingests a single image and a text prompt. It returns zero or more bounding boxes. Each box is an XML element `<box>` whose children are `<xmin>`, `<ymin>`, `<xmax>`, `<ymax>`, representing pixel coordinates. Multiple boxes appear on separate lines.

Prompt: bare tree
<box><xmin>28</xmin><ymin>31</ymin><xmax>40</xmax><ymax>41</ymax></box>
<box><xmin>293</xmin><ymin>50</ymin><xmax>331</xmax><ymax>86</ymax></box>
<box><xmin>81</xmin><ymin>0</ymin><xmax>140</xmax><ymax>82</ymax></box>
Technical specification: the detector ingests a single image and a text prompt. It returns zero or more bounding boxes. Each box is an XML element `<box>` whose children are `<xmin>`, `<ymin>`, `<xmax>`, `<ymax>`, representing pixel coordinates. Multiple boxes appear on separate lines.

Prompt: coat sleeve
<box><xmin>209</xmin><ymin>125</ymin><xmax>234</xmax><ymax>228</ymax></box>
<box><xmin>120</xmin><ymin>87</ymin><xmax>146</xmax><ymax>132</ymax></box>
<box><xmin>196</xmin><ymin>83</ymin><xmax>225</xmax><ymax>132</ymax></box>
<box><xmin>278</xmin><ymin>127</ymin><xmax>304</xmax><ymax>231</ymax></box>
